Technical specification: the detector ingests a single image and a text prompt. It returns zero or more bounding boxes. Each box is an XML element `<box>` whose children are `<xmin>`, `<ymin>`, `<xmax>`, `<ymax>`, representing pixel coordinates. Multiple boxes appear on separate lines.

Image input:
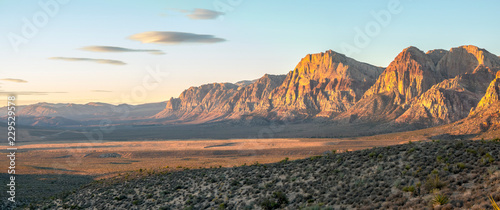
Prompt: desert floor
<box><xmin>0</xmin><ymin>136</ymin><xmax>414</xmax><ymax>179</ymax></box>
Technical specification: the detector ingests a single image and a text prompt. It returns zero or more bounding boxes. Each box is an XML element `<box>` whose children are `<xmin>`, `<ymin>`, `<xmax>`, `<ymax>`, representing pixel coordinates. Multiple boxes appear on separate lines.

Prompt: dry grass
<box><xmin>0</xmin><ymin>137</ymin><xmax>410</xmax><ymax>179</ymax></box>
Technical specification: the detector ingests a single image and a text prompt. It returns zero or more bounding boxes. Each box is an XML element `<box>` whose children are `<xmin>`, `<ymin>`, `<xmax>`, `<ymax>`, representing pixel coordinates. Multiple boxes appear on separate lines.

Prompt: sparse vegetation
<box><xmin>432</xmin><ymin>193</ymin><xmax>449</xmax><ymax>205</ymax></box>
<box><xmin>490</xmin><ymin>196</ymin><xmax>500</xmax><ymax>210</ymax></box>
<box><xmin>259</xmin><ymin>191</ymin><xmax>289</xmax><ymax>210</ymax></box>
<box><xmin>24</xmin><ymin>139</ymin><xmax>500</xmax><ymax>209</ymax></box>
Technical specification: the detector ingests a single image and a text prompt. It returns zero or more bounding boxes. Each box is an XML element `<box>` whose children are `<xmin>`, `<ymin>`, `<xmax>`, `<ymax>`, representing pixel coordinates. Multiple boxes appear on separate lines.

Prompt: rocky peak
<box><xmin>153</xmin><ymin>82</ymin><xmax>239</xmax><ymax>121</ymax></box>
<box><xmin>269</xmin><ymin>50</ymin><xmax>383</xmax><ymax>119</ymax></box>
<box><xmin>224</xmin><ymin>74</ymin><xmax>286</xmax><ymax>118</ymax></box>
<box><xmin>395</xmin><ymin>65</ymin><xmax>497</xmax><ymax>127</ymax></box>
<box><xmin>475</xmin><ymin>70</ymin><xmax>500</xmax><ymax>110</ymax></box>
<box><xmin>363</xmin><ymin>46</ymin><xmax>439</xmax><ymax>105</ymax></box>
<box><xmin>436</xmin><ymin>45</ymin><xmax>500</xmax><ymax>78</ymax></box>
<box><xmin>426</xmin><ymin>49</ymin><xmax>448</xmax><ymax>65</ymax></box>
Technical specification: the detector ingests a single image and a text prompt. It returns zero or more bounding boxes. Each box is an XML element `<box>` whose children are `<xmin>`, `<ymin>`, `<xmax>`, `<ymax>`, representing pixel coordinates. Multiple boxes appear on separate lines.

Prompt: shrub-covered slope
<box><xmin>36</xmin><ymin>139</ymin><xmax>500</xmax><ymax>209</ymax></box>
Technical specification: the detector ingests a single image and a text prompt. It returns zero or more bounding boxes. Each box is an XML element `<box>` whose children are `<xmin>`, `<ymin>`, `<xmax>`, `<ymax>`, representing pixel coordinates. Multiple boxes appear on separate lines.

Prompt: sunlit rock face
<box><xmin>475</xmin><ymin>70</ymin><xmax>500</xmax><ymax>111</ymax></box>
<box><xmin>396</xmin><ymin>65</ymin><xmax>496</xmax><ymax>126</ymax></box>
<box><xmin>436</xmin><ymin>45</ymin><xmax>500</xmax><ymax>78</ymax></box>
<box><xmin>336</xmin><ymin>46</ymin><xmax>442</xmax><ymax>123</ymax></box>
<box><xmin>268</xmin><ymin>50</ymin><xmax>383</xmax><ymax>119</ymax></box>
<box><xmin>152</xmin><ymin>45</ymin><xmax>500</xmax><ymax>129</ymax></box>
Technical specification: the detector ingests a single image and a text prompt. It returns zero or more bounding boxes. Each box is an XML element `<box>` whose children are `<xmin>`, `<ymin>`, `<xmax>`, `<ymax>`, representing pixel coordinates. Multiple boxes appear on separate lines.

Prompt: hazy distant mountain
<box><xmin>0</xmin><ymin>102</ymin><xmax>166</xmax><ymax>126</ymax></box>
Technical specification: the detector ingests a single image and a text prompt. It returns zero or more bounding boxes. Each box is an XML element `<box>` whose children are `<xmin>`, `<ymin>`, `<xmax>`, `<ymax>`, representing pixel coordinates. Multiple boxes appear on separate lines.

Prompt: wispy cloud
<box><xmin>49</xmin><ymin>57</ymin><xmax>126</xmax><ymax>65</ymax></box>
<box><xmin>91</xmin><ymin>90</ymin><xmax>112</xmax><ymax>93</ymax></box>
<box><xmin>0</xmin><ymin>91</ymin><xmax>67</xmax><ymax>96</ymax></box>
<box><xmin>1</xmin><ymin>78</ymin><xmax>27</xmax><ymax>83</ymax></box>
<box><xmin>81</xmin><ymin>46</ymin><xmax>165</xmax><ymax>55</ymax></box>
<box><xmin>186</xmin><ymin>8</ymin><xmax>224</xmax><ymax>20</ymax></box>
<box><xmin>129</xmin><ymin>31</ymin><xmax>226</xmax><ymax>45</ymax></box>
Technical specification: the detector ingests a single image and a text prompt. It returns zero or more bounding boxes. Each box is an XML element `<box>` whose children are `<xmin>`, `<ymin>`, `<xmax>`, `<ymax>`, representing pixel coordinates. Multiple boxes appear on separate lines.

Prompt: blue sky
<box><xmin>1</xmin><ymin>0</ymin><xmax>499</xmax><ymax>105</ymax></box>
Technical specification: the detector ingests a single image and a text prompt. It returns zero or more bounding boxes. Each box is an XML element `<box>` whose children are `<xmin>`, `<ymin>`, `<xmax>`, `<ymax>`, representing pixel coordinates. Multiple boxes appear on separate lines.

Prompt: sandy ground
<box><xmin>0</xmin><ymin>138</ymin><xmax>410</xmax><ymax>180</ymax></box>
<box><xmin>0</xmin><ymin>137</ymin><xmax>413</xmax><ymax>179</ymax></box>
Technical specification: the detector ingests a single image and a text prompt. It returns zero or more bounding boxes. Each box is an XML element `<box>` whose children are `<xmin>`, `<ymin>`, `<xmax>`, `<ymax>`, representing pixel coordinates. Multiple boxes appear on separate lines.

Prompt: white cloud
<box><xmin>1</xmin><ymin>78</ymin><xmax>27</xmax><ymax>83</ymax></box>
<box><xmin>186</xmin><ymin>8</ymin><xmax>224</xmax><ymax>20</ymax></box>
<box><xmin>129</xmin><ymin>31</ymin><xmax>226</xmax><ymax>45</ymax></box>
<box><xmin>49</xmin><ymin>57</ymin><xmax>126</xmax><ymax>65</ymax></box>
<box><xmin>81</xmin><ymin>46</ymin><xmax>165</xmax><ymax>55</ymax></box>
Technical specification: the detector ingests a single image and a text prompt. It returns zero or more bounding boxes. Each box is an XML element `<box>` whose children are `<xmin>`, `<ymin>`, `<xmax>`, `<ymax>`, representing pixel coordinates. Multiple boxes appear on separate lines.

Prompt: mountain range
<box><xmin>4</xmin><ymin>45</ymin><xmax>500</xmax><ymax>138</ymax></box>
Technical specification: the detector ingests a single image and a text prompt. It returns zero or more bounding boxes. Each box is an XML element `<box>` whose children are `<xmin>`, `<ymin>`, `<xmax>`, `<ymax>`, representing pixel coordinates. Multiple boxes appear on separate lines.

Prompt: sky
<box><xmin>1</xmin><ymin>0</ymin><xmax>500</xmax><ymax>106</ymax></box>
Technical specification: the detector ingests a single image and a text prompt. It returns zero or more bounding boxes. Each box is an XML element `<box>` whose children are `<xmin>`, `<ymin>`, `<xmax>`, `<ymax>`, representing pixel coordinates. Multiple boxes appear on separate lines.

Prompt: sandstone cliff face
<box><xmin>153</xmin><ymin>83</ymin><xmax>239</xmax><ymax>122</ymax></box>
<box><xmin>363</xmin><ymin>47</ymin><xmax>441</xmax><ymax>105</ymax></box>
<box><xmin>436</xmin><ymin>45</ymin><xmax>500</xmax><ymax>78</ymax></box>
<box><xmin>451</xmin><ymin>71</ymin><xmax>500</xmax><ymax>135</ymax></box>
<box><xmin>153</xmin><ymin>75</ymin><xmax>286</xmax><ymax>123</ymax></box>
<box><xmin>152</xmin><ymin>45</ymin><xmax>500</xmax><ymax>130</ymax></box>
<box><xmin>475</xmin><ymin>70</ymin><xmax>500</xmax><ymax>111</ymax></box>
<box><xmin>395</xmin><ymin>65</ymin><xmax>496</xmax><ymax>126</ymax></box>
<box><xmin>426</xmin><ymin>49</ymin><xmax>448</xmax><ymax>65</ymax></box>
<box><xmin>225</xmin><ymin>74</ymin><xmax>286</xmax><ymax>119</ymax></box>
<box><xmin>337</xmin><ymin>47</ymin><xmax>441</xmax><ymax>122</ymax></box>
<box><xmin>268</xmin><ymin>50</ymin><xmax>383</xmax><ymax>119</ymax></box>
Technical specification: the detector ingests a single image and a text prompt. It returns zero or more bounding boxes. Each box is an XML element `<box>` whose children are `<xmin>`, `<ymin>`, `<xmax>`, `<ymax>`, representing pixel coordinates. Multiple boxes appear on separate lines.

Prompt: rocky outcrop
<box><xmin>153</xmin><ymin>83</ymin><xmax>239</xmax><ymax>122</ymax></box>
<box><xmin>396</xmin><ymin>65</ymin><xmax>496</xmax><ymax>126</ymax></box>
<box><xmin>475</xmin><ymin>70</ymin><xmax>500</xmax><ymax>111</ymax></box>
<box><xmin>450</xmin><ymin>71</ymin><xmax>500</xmax><ymax>135</ymax></box>
<box><xmin>436</xmin><ymin>45</ymin><xmax>500</xmax><ymax>78</ymax></box>
<box><xmin>268</xmin><ymin>50</ymin><xmax>383</xmax><ymax>119</ymax></box>
<box><xmin>364</xmin><ymin>46</ymin><xmax>441</xmax><ymax>105</ymax></box>
<box><xmin>225</xmin><ymin>74</ymin><xmax>286</xmax><ymax>119</ymax></box>
<box><xmin>426</xmin><ymin>49</ymin><xmax>448</xmax><ymax>65</ymax></box>
<box><xmin>153</xmin><ymin>74</ymin><xmax>286</xmax><ymax>123</ymax></box>
<box><xmin>337</xmin><ymin>46</ymin><xmax>442</xmax><ymax>122</ymax></box>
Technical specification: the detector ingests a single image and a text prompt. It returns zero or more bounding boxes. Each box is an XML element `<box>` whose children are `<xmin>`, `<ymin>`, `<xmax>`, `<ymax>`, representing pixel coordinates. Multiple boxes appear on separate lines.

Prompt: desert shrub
<box><xmin>436</xmin><ymin>156</ymin><xmax>443</xmax><ymax>163</ymax></box>
<box><xmin>218</xmin><ymin>203</ymin><xmax>226</xmax><ymax>210</ymax></box>
<box><xmin>457</xmin><ymin>162</ymin><xmax>466</xmax><ymax>169</ymax></box>
<box><xmin>402</xmin><ymin>185</ymin><xmax>415</xmax><ymax>193</ymax></box>
<box><xmin>432</xmin><ymin>193</ymin><xmax>449</xmax><ymax>205</ymax></box>
<box><xmin>310</xmin><ymin>156</ymin><xmax>322</xmax><ymax>161</ymax></box>
<box><xmin>466</xmin><ymin>149</ymin><xmax>477</xmax><ymax>155</ymax></box>
<box><xmin>260</xmin><ymin>191</ymin><xmax>289</xmax><ymax>210</ymax></box>
<box><xmin>455</xmin><ymin>141</ymin><xmax>464</xmax><ymax>149</ymax></box>
<box><xmin>482</xmin><ymin>153</ymin><xmax>494</xmax><ymax>164</ymax></box>
<box><xmin>425</xmin><ymin>174</ymin><xmax>446</xmax><ymax>191</ymax></box>
<box><xmin>113</xmin><ymin>195</ymin><xmax>127</xmax><ymax>201</ymax></box>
